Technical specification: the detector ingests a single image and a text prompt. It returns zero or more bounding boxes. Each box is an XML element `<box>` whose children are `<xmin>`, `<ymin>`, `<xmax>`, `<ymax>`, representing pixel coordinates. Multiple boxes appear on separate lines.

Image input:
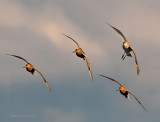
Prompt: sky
<box><xmin>0</xmin><ymin>0</ymin><xmax>160</xmax><ymax>121</ymax></box>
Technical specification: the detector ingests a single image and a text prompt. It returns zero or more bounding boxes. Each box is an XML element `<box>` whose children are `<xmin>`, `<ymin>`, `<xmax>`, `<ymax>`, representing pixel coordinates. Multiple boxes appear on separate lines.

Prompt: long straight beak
<box><xmin>22</xmin><ymin>66</ymin><xmax>26</xmax><ymax>68</ymax></box>
<box><xmin>116</xmin><ymin>89</ymin><xmax>119</xmax><ymax>91</ymax></box>
<box><xmin>72</xmin><ymin>50</ymin><xmax>76</xmax><ymax>53</ymax></box>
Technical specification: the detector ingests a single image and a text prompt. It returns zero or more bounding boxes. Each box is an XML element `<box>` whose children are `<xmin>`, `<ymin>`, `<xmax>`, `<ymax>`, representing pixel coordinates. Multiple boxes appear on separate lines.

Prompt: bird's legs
<box><xmin>122</xmin><ymin>54</ymin><xmax>127</xmax><ymax>60</ymax></box>
<box><xmin>123</xmin><ymin>54</ymin><xmax>127</xmax><ymax>60</ymax></box>
<box><xmin>121</xmin><ymin>52</ymin><xmax>126</xmax><ymax>60</ymax></box>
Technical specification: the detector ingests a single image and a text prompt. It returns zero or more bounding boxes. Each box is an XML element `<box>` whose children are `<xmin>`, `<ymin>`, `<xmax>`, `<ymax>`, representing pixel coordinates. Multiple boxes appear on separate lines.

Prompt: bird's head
<box><xmin>116</xmin><ymin>87</ymin><xmax>121</xmax><ymax>91</ymax></box>
<box><xmin>117</xmin><ymin>86</ymin><xmax>127</xmax><ymax>92</ymax></box>
<box><xmin>23</xmin><ymin>64</ymin><xmax>30</xmax><ymax>69</ymax></box>
<box><xmin>122</xmin><ymin>42</ymin><xmax>125</xmax><ymax>46</ymax></box>
<box><xmin>119</xmin><ymin>86</ymin><xmax>127</xmax><ymax>91</ymax></box>
<box><xmin>72</xmin><ymin>49</ymin><xmax>77</xmax><ymax>53</ymax></box>
<box><xmin>119</xmin><ymin>87</ymin><xmax>123</xmax><ymax>90</ymax></box>
<box><xmin>22</xmin><ymin>64</ymin><xmax>27</xmax><ymax>68</ymax></box>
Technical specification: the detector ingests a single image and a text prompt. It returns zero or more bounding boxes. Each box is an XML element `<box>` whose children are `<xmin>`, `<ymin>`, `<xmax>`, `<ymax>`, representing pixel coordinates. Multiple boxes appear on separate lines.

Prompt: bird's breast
<box><xmin>119</xmin><ymin>87</ymin><xmax>128</xmax><ymax>94</ymax></box>
<box><xmin>123</xmin><ymin>46</ymin><xmax>131</xmax><ymax>54</ymax></box>
<box><xmin>76</xmin><ymin>49</ymin><xmax>85</xmax><ymax>59</ymax></box>
<box><xmin>76</xmin><ymin>49</ymin><xmax>83</xmax><ymax>55</ymax></box>
<box><xmin>123</xmin><ymin>42</ymin><xmax>130</xmax><ymax>49</ymax></box>
<box><xmin>26</xmin><ymin>64</ymin><xmax>35</xmax><ymax>72</ymax></box>
<box><xmin>120</xmin><ymin>90</ymin><xmax>128</xmax><ymax>98</ymax></box>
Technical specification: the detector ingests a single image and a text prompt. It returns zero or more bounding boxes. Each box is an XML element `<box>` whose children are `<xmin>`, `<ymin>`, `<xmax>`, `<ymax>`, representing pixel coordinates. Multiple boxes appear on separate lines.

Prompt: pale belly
<box><xmin>123</xmin><ymin>42</ymin><xmax>132</xmax><ymax>54</ymax></box>
<box><xmin>124</xmin><ymin>42</ymin><xmax>130</xmax><ymax>48</ymax></box>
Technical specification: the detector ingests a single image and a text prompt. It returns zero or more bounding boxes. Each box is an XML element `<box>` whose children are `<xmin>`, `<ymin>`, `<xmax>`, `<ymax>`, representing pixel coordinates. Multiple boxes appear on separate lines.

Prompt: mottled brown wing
<box><xmin>7</xmin><ymin>54</ymin><xmax>29</xmax><ymax>64</ymax></box>
<box><xmin>130</xmin><ymin>47</ymin><xmax>140</xmax><ymax>75</ymax></box>
<box><xmin>63</xmin><ymin>34</ymin><xmax>81</xmax><ymax>48</ymax></box>
<box><xmin>107</xmin><ymin>23</ymin><xmax>128</xmax><ymax>42</ymax></box>
<box><xmin>35</xmin><ymin>69</ymin><xmax>52</xmax><ymax>93</ymax></box>
<box><xmin>84</xmin><ymin>55</ymin><xmax>93</xmax><ymax>81</ymax></box>
<box><xmin>128</xmin><ymin>91</ymin><xmax>147</xmax><ymax>111</ymax></box>
<box><xmin>99</xmin><ymin>75</ymin><xmax>123</xmax><ymax>87</ymax></box>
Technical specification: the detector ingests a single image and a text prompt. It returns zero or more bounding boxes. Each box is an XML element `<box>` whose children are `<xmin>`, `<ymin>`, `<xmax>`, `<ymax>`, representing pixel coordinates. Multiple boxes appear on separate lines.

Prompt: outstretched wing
<box><xmin>128</xmin><ymin>91</ymin><xmax>147</xmax><ymax>111</ymax></box>
<box><xmin>63</xmin><ymin>34</ymin><xmax>81</xmax><ymax>48</ymax></box>
<box><xmin>130</xmin><ymin>47</ymin><xmax>140</xmax><ymax>75</ymax></box>
<box><xmin>99</xmin><ymin>75</ymin><xmax>123</xmax><ymax>87</ymax></box>
<box><xmin>35</xmin><ymin>69</ymin><xmax>52</xmax><ymax>93</ymax></box>
<box><xmin>84</xmin><ymin>55</ymin><xmax>93</xmax><ymax>81</ymax></box>
<box><xmin>107</xmin><ymin>23</ymin><xmax>128</xmax><ymax>42</ymax></box>
<box><xmin>7</xmin><ymin>54</ymin><xmax>29</xmax><ymax>64</ymax></box>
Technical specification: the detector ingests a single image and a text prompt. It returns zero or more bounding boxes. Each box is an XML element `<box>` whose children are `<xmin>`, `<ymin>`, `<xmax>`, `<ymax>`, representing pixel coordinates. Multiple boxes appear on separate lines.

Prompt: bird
<box><xmin>7</xmin><ymin>54</ymin><xmax>52</xmax><ymax>93</ymax></box>
<box><xmin>98</xmin><ymin>74</ymin><xmax>147</xmax><ymax>111</ymax></box>
<box><xmin>63</xmin><ymin>34</ymin><xmax>93</xmax><ymax>81</ymax></box>
<box><xmin>107</xmin><ymin>23</ymin><xmax>140</xmax><ymax>75</ymax></box>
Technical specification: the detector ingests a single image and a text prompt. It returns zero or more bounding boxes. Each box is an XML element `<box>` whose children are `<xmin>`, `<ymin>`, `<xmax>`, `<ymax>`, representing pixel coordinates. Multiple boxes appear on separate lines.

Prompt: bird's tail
<box><xmin>127</xmin><ymin>53</ymin><xmax>132</xmax><ymax>57</ymax></box>
<box><xmin>127</xmin><ymin>94</ymin><xmax>131</xmax><ymax>101</ymax></box>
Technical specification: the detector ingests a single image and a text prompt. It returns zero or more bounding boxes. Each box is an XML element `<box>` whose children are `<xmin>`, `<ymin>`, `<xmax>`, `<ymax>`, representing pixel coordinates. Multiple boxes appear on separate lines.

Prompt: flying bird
<box><xmin>7</xmin><ymin>54</ymin><xmax>52</xmax><ymax>93</ymax></box>
<box><xmin>98</xmin><ymin>74</ymin><xmax>147</xmax><ymax>111</ymax></box>
<box><xmin>63</xmin><ymin>34</ymin><xmax>93</xmax><ymax>81</ymax></box>
<box><xmin>107</xmin><ymin>24</ymin><xmax>140</xmax><ymax>75</ymax></box>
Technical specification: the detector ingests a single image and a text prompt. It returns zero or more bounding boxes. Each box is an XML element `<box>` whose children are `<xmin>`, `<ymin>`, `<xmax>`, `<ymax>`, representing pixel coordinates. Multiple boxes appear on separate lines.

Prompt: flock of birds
<box><xmin>6</xmin><ymin>24</ymin><xmax>147</xmax><ymax>111</ymax></box>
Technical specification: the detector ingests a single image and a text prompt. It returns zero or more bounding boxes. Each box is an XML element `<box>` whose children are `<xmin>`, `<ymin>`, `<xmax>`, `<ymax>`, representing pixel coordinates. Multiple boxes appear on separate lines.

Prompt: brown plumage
<box><xmin>99</xmin><ymin>74</ymin><xmax>147</xmax><ymax>111</ymax></box>
<box><xmin>63</xmin><ymin>34</ymin><xmax>93</xmax><ymax>81</ymax></box>
<box><xmin>107</xmin><ymin>23</ymin><xmax>140</xmax><ymax>75</ymax></box>
<box><xmin>7</xmin><ymin>54</ymin><xmax>52</xmax><ymax>93</ymax></box>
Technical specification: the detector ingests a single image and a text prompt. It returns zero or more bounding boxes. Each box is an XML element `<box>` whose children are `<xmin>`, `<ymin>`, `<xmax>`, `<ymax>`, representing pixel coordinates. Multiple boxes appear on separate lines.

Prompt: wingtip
<box><xmin>62</xmin><ymin>33</ymin><xmax>68</xmax><ymax>37</ymax></box>
<box><xmin>106</xmin><ymin>23</ymin><xmax>112</xmax><ymax>27</ymax></box>
<box><xmin>89</xmin><ymin>73</ymin><xmax>93</xmax><ymax>81</ymax></box>
<box><xmin>62</xmin><ymin>33</ymin><xmax>66</xmax><ymax>36</ymax></box>
<box><xmin>141</xmin><ymin>105</ymin><xmax>147</xmax><ymax>112</ymax></box>
<box><xmin>48</xmin><ymin>89</ymin><xmax>52</xmax><ymax>94</ymax></box>
<box><xmin>96</xmin><ymin>74</ymin><xmax>101</xmax><ymax>76</ymax></box>
<box><xmin>97</xmin><ymin>74</ymin><xmax>104</xmax><ymax>77</ymax></box>
<box><xmin>48</xmin><ymin>86</ymin><xmax>52</xmax><ymax>93</ymax></box>
<box><xmin>91</xmin><ymin>77</ymin><xmax>93</xmax><ymax>81</ymax></box>
<box><xmin>46</xmin><ymin>83</ymin><xmax>52</xmax><ymax>94</ymax></box>
<box><xmin>6</xmin><ymin>54</ymin><xmax>11</xmax><ymax>56</ymax></box>
<box><xmin>144</xmin><ymin>108</ymin><xmax>147</xmax><ymax>111</ymax></box>
<box><xmin>97</xmin><ymin>74</ymin><xmax>107</xmax><ymax>78</ymax></box>
<box><xmin>105</xmin><ymin>22</ymin><xmax>109</xmax><ymax>25</ymax></box>
<box><xmin>136</xmin><ymin>65</ymin><xmax>140</xmax><ymax>75</ymax></box>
